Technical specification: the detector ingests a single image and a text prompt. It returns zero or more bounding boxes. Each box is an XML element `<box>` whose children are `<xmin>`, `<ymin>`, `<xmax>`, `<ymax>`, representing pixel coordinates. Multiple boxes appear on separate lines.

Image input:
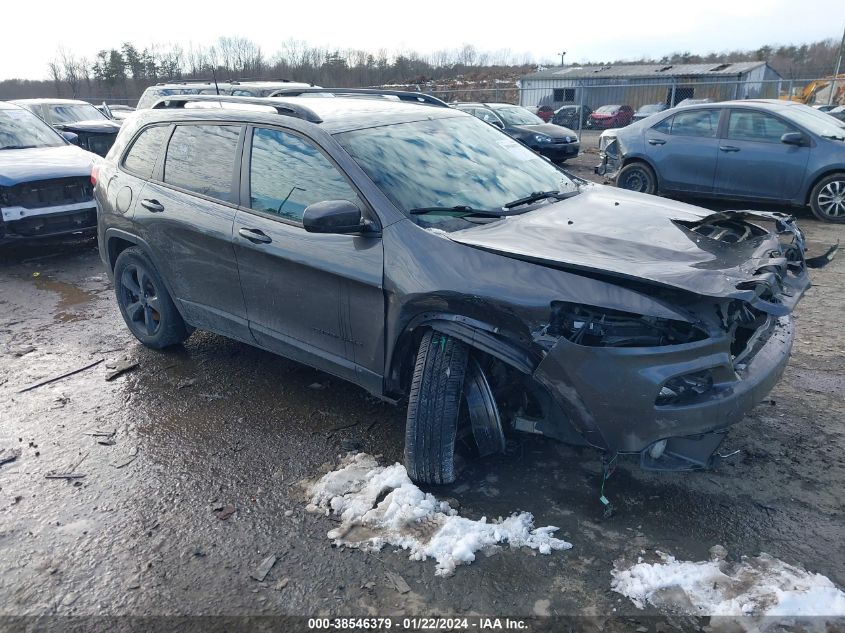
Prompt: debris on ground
<box><xmin>308</xmin><ymin>382</ymin><xmax>325</xmax><ymax>390</ymax></box>
<box><xmin>385</xmin><ymin>571</ymin><xmax>411</xmax><ymax>594</ymax></box>
<box><xmin>611</xmin><ymin>549</ymin><xmax>845</xmax><ymax>619</ymax></box>
<box><xmin>104</xmin><ymin>359</ymin><xmax>139</xmax><ymax>381</ymax></box>
<box><xmin>0</xmin><ymin>447</ymin><xmax>22</xmax><ymax>468</ymax></box>
<box><xmin>214</xmin><ymin>505</ymin><xmax>236</xmax><ymax>521</ymax></box>
<box><xmin>306</xmin><ymin>453</ymin><xmax>572</xmax><ymax>576</ymax></box>
<box><xmin>45</xmin><ymin>472</ymin><xmax>86</xmax><ymax>480</ymax></box>
<box><xmin>274</xmin><ymin>577</ymin><xmax>290</xmax><ymax>591</ymax></box>
<box><xmin>176</xmin><ymin>378</ymin><xmax>196</xmax><ymax>389</ymax></box>
<box><xmin>83</xmin><ymin>427</ymin><xmax>116</xmax><ymax>438</ymax></box>
<box><xmin>111</xmin><ymin>453</ymin><xmax>137</xmax><ymax>469</ymax></box>
<box><xmin>251</xmin><ymin>555</ymin><xmax>277</xmax><ymax>581</ymax></box>
<box><xmin>17</xmin><ymin>358</ymin><xmax>103</xmax><ymax>393</ymax></box>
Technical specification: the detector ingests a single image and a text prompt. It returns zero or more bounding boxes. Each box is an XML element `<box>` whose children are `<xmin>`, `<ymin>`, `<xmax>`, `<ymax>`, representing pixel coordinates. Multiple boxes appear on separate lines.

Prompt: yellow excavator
<box><xmin>780</xmin><ymin>74</ymin><xmax>845</xmax><ymax>106</ymax></box>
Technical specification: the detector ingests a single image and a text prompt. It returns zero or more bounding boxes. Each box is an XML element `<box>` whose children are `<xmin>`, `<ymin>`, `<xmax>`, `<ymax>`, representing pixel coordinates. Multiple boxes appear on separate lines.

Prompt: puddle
<box><xmin>33</xmin><ymin>276</ymin><xmax>98</xmax><ymax>321</ymax></box>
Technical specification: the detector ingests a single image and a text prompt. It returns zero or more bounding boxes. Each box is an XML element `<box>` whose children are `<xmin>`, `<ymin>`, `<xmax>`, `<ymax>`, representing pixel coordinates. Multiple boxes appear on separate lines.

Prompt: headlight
<box><xmin>548</xmin><ymin>302</ymin><xmax>707</xmax><ymax>347</ymax></box>
<box><xmin>533</xmin><ymin>134</ymin><xmax>553</xmax><ymax>143</ymax></box>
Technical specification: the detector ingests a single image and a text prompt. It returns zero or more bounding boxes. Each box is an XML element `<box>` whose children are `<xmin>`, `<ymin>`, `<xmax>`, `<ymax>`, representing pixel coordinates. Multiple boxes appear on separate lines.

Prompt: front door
<box><xmin>647</xmin><ymin>108</ymin><xmax>722</xmax><ymax>194</ymax></box>
<box><xmin>713</xmin><ymin>108</ymin><xmax>810</xmax><ymax>200</ymax></box>
<box><xmin>232</xmin><ymin>125</ymin><xmax>384</xmax><ymax>392</ymax></box>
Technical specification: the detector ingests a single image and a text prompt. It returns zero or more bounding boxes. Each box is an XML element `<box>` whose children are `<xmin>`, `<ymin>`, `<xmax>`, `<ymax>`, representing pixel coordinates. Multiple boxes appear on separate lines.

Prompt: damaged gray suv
<box><xmin>96</xmin><ymin>93</ymin><xmax>816</xmax><ymax>484</ymax></box>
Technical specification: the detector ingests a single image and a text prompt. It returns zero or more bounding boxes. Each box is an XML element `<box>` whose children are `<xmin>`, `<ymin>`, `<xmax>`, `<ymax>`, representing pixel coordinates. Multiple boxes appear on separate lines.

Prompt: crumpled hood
<box><xmin>54</xmin><ymin>119</ymin><xmax>122</xmax><ymax>134</ymax></box>
<box><xmin>447</xmin><ymin>185</ymin><xmax>808</xmax><ymax>305</ymax></box>
<box><xmin>0</xmin><ymin>145</ymin><xmax>96</xmax><ymax>187</ymax></box>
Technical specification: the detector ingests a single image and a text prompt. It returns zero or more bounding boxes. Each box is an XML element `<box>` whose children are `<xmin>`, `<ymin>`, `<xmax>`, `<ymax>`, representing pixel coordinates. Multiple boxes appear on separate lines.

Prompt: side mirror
<box><xmin>61</xmin><ymin>131</ymin><xmax>79</xmax><ymax>145</ymax></box>
<box><xmin>303</xmin><ymin>200</ymin><xmax>365</xmax><ymax>234</ymax></box>
<box><xmin>781</xmin><ymin>132</ymin><xmax>804</xmax><ymax>146</ymax></box>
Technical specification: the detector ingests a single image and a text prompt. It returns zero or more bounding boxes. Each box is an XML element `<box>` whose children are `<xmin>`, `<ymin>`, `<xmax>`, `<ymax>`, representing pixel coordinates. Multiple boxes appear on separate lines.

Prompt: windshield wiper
<box><xmin>410</xmin><ymin>205</ymin><xmax>504</xmax><ymax>217</ymax></box>
<box><xmin>821</xmin><ymin>133</ymin><xmax>845</xmax><ymax>141</ymax></box>
<box><xmin>503</xmin><ymin>189</ymin><xmax>578</xmax><ymax>209</ymax></box>
<box><xmin>0</xmin><ymin>145</ymin><xmax>37</xmax><ymax>150</ymax></box>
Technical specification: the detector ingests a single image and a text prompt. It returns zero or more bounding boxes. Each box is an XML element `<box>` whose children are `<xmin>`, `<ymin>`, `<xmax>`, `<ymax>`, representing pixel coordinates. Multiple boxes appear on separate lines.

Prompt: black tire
<box><xmin>113</xmin><ymin>247</ymin><xmax>189</xmax><ymax>349</ymax></box>
<box><xmin>809</xmin><ymin>172</ymin><xmax>845</xmax><ymax>223</ymax></box>
<box><xmin>617</xmin><ymin>161</ymin><xmax>657</xmax><ymax>195</ymax></box>
<box><xmin>405</xmin><ymin>330</ymin><xmax>469</xmax><ymax>485</ymax></box>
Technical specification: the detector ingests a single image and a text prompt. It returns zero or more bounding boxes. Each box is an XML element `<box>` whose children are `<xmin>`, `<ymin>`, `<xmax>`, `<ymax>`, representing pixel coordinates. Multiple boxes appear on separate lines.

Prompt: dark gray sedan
<box><xmin>596</xmin><ymin>100</ymin><xmax>845</xmax><ymax>222</ymax></box>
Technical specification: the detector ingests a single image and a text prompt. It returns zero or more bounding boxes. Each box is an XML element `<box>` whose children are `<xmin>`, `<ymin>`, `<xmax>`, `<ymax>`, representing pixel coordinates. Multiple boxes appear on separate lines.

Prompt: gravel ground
<box><xmin>1</xmin><ymin>151</ymin><xmax>843</xmax><ymax>630</ymax></box>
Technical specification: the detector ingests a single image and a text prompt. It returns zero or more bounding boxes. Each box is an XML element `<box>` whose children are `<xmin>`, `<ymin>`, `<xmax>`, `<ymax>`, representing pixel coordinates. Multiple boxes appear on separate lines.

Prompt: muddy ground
<box><xmin>1</xmin><ymin>145</ymin><xmax>843</xmax><ymax>630</ymax></box>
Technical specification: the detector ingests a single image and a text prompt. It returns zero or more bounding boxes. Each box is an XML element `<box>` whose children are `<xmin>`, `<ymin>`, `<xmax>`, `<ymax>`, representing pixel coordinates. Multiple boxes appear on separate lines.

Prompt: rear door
<box><xmin>132</xmin><ymin>122</ymin><xmax>251</xmax><ymax>341</ymax></box>
<box><xmin>713</xmin><ymin>108</ymin><xmax>810</xmax><ymax>200</ymax></box>
<box><xmin>232</xmin><ymin>125</ymin><xmax>384</xmax><ymax>392</ymax></box>
<box><xmin>645</xmin><ymin>108</ymin><xmax>722</xmax><ymax>194</ymax></box>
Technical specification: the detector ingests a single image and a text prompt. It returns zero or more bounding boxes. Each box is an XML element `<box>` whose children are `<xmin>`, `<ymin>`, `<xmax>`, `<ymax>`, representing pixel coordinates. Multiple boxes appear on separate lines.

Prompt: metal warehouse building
<box><xmin>518</xmin><ymin>62</ymin><xmax>783</xmax><ymax>110</ymax></box>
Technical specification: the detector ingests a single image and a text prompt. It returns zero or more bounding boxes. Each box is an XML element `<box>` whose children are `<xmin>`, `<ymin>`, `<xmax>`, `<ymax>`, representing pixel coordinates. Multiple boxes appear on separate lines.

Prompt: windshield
<box><xmin>493</xmin><ymin>106</ymin><xmax>544</xmax><ymax>125</ymax></box>
<box><xmin>336</xmin><ymin>115</ymin><xmax>577</xmax><ymax>230</ymax></box>
<box><xmin>637</xmin><ymin>104</ymin><xmax>663</xmax><ymax>114</ymax></box>
<box><xmin>782</xmin><ymin>104</ymin><xmax>845</xmax><ymax>138</ymax></box>
<box><xmin>47</xmin><ymin>103</ymin><xmax>109</xmax><ymax>124</ymax></box>
<box><xmin>0</xmin><ymin>108</ymin><xmax>64</xmax><ymax>150</ymax></box>
<box><xmin>595</xmin><ymin>105</ymin><xmax>620</xmax><ymax>114</ymax></box>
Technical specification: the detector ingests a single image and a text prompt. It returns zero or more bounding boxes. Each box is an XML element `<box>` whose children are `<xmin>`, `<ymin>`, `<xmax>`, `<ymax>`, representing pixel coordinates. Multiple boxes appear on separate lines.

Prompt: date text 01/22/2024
<box><xmin>306</xmin><ymin>617</ymin><xmax>529</xmax><ymax>629</ymax></box>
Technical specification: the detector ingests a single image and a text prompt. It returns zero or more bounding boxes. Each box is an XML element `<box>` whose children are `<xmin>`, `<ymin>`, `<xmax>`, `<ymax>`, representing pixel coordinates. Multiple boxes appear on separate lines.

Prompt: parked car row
<box><xmin>535</xmin><ymin>99</ymin><xmax>717</xmax><ymax>129</ymax></box>
<box><xmin>596</xmin><ymin>98</ymin><xmax>845</xmax><ymax>222</ymax></box>
<box><xmin>452</xmin><ymin>102</ymin><xmax>580</xmax><ymax>162</ymax></box>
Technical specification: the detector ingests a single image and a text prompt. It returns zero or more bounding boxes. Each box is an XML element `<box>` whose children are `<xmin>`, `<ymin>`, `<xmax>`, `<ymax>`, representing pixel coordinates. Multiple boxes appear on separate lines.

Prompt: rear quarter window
<box><xmin>122</xmin><ymin>125</ymin><xmax>171</xmax><ymax>178</ymax></box>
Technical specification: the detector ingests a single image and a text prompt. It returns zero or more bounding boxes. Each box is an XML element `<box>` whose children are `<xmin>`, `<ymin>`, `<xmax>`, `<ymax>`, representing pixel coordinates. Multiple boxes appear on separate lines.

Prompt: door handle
<box><xmin>719</xmin><ymin>145</ymin><xmax>741</xmax><ymax>153</ymax></box>
<box><xmin>647</xmin><ymin>138</ymin><xmax>666</xmax><ymax>145</ymax></box>
<box><xmin>140</xmin><ymin>199</ymin><xmax>165</xmax><ymax>213</ymax></box>
<box><xmin>238</xmin><ymin>228</ymin><xmax>272</xmax><ymax>244</ymax></box>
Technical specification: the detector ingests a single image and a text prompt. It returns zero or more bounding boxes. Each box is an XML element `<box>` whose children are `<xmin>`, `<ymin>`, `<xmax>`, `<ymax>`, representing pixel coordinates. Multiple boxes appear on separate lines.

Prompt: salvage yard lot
<box><xmin>1</xmin><ymin>159</ymin><xmax>843</xmax><ymax>627</ymax></box>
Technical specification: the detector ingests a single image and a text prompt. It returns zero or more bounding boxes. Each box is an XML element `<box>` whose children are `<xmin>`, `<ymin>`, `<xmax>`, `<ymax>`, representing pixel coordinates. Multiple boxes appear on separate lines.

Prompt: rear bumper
<box><xmin>533</xmin><ymin>315</ymin><xmax>795</xmax><ymax>465</ymax></box>
<box><xmin>0</xmin><ymin>204</ymin><xmax>97</xmax><ymax>244</ymax></box>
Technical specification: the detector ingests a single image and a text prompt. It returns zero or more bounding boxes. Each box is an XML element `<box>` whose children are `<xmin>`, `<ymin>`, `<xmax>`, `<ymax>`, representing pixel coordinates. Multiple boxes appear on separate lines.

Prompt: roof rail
<box><xmin>154</xmin><ymin>79</ymin><xmax>226</xmax><ymax>86</ymax></box>
<box><xmin>267</xmin><ymin>87</ymin><xmax>449</xmax><ymax>108</ymax></box>
<box><xmin>149</xmin><ymin>94</ymin><xmax>323</xmax><ymax>123</ymax></box>
<box><xmin>228</xmin><ymin>78</ymin><xmax>296</xmax><ymax>84</ymax></box>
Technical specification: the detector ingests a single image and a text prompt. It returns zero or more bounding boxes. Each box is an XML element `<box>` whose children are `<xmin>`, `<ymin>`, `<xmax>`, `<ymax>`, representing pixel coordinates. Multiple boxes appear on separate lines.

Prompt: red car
<box><xmin>535</xmin><ymin>105</ymin><xmax>555</xmax><ymax>122</ymax></box>
<box><xmin>587</xmin><ymin>104</ymin><xmax>634</xmax><ymax>129</ymax></box>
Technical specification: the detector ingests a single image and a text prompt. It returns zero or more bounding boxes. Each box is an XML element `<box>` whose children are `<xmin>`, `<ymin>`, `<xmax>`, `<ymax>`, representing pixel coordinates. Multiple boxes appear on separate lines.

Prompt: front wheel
<box><xmin>809</xmin><ymin>173</ymin><xmax>845</xmax><ymax>223</ymax></box>
<box><xmin>404</xmin><ymin>330</ymin><xmax>469</xmax><ymax>485</ymax></box>
<box><xmin>616</xmin><ymin>162</ymin><xmax>657</xmax><ymax>195</ymax></box>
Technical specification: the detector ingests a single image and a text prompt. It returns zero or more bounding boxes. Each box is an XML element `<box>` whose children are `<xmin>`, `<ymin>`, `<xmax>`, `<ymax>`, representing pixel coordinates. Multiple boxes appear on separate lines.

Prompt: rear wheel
<box><xmin>114</xmin><ymin>247</ymin><xmax>189</xmax><ymax>349</ymax></box>
<box><xmin>404</xmin><ymin>330</ymin><xmax>469</xmax><ymax>485</ymax></box>
<box><xmin>809</xmin><ymin>172</ymin><xmax>845</xmax><ymax>223</ymax></box>
<box><xmin>617</xmin><ymin>162</ymin><xmax>657</xmax><ymax>195</ymax></box>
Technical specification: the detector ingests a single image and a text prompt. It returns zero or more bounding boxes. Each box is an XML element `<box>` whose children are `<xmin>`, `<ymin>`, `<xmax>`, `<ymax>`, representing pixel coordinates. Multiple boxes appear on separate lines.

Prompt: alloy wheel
<box><xmin>119</xmin><ymin>264</ymin><xmax>162</xmax><ymax>336</ymax></box>
<box><xmin>816</xmin><ymin>179</ymin><xmax>845</xmax><ymax>218</ymax></box>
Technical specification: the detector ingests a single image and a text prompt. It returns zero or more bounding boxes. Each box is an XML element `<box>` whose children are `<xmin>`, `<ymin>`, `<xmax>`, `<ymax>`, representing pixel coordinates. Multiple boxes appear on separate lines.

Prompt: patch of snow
<box><xmin>611</xmin><ymin>549</ymin><xmax>845</xmax><ymax>623</ymax></box>
<box><xmin>424</xmin><ymin>227</ymin><xmax>452</xmax><ymax>238</ymax></box>
<box><xmin>306</xmin><ymin>453</ymin><xmax>572</xmax><ymax>576</ymax></box>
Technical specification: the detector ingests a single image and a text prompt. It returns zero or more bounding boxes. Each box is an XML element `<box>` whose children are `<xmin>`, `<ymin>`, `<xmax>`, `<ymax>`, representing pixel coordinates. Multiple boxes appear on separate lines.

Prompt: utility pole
<box><xmin>830</xmin><ymin>23</ymin><xmax>844</xmax><ymax>105</ymax></box>
<box><xmin>558</xmin><ymin>51</ymin><xmax>566</xmax><ymax>67</ymax></box>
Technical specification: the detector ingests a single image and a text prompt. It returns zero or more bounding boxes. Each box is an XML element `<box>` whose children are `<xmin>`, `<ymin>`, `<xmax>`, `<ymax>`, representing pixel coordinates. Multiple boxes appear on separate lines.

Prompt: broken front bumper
<box><xmin>532</xmin><ymin>314</ymin><xmax>795</xmax><ymax>469</ymax></box>
<box><xmin>0</xmin><ymin>203</ymin><xmax>97</xmax><ymax>244</ymax></box>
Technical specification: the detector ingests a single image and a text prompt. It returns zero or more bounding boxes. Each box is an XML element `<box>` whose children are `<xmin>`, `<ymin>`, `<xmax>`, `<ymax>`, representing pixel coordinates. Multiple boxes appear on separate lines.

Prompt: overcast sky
<box><xmin>1</xmin><ymin>0</ymin><xmax>842</xmax><ymax>80</ymax></box>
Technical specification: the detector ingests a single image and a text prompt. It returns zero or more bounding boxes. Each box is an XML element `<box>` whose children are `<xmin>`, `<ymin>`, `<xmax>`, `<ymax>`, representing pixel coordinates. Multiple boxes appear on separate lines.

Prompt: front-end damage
<box><xmin>521</xmin><ymin>210</ymin><xmax>819</xmax><ymax>471</ymax></box>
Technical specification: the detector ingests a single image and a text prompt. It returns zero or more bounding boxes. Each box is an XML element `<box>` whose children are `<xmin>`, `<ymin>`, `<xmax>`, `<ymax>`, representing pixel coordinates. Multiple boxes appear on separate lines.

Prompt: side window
<box><xmin>652</xmin><ymin>115</ymin><xmax>673</xmax><ymax>134</ymax></box>
<box><xmin>670</xmin><ymin>109</ymin><xmax>720</xmax><ymax>137</ymax></box>
<box><xmin>122</xmin><ymin>125</ymin><xmax>170</xmax><ymax>178</ymax></box>
<box><xmin>163</xmin><ymin>124</ymin><xmax>241</xmax><ymax>203</ymax></box>
<box><xmin>727</xmin><ymin>110</ymin><xmax>795</xmax><ymax>143</ymax></box>
<box><xmin>249</xmin><ymin>127</ymin><xmax>359</xmax><ymax>223</ymax></box>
